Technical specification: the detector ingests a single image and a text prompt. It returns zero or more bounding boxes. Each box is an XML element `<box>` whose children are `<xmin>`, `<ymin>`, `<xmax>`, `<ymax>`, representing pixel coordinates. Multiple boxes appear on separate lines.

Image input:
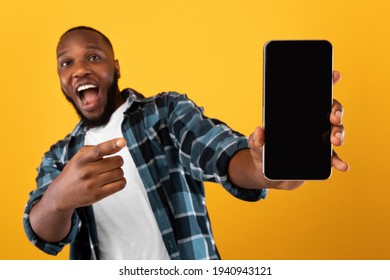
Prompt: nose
<box><xmin>72</xmin><ymin>60</ymin><xmax>91</xmax><ymax>78</ymax></box>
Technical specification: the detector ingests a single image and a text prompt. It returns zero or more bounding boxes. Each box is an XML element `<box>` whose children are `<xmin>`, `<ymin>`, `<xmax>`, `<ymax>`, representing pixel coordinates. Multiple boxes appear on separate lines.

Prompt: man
<box><xmin>23</xmin><ymin>26</ymin><xmax>349</xmax><ymax>260</ymax></box>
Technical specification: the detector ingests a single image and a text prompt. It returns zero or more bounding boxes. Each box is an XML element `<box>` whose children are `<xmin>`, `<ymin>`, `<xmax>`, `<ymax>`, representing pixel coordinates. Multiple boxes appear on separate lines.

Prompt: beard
<box><xmin>62</xmin><ymin>73</ymin><xmax>120</xmax><ymax>128</ymax></box>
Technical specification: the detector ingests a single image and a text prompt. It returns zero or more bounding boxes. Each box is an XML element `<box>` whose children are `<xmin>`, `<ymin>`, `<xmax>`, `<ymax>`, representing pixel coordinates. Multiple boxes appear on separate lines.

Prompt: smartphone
<box><xmin>263</xmin><ymin>40</ymin><xmax>333</xmax><ymax>180</ymax></box>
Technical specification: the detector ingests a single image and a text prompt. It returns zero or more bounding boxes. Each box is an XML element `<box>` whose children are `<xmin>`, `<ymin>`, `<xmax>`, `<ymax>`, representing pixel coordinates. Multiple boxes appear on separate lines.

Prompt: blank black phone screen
<box><xmin>263</xmin><ymin>40</ymin><xmax>333</xmax><ymax>180</ymax></box>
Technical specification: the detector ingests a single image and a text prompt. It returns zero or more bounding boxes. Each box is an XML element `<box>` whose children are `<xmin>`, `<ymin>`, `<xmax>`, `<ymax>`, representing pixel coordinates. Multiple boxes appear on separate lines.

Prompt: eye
<box><xmin>88</xmin><ymin>55</ymin><xmax>100</xmax><ymax>62</ymax></box>
<box><xmin>59</xmin><ymin>60</ymin><xmax>72</xmax><ymax>68</ymax></box>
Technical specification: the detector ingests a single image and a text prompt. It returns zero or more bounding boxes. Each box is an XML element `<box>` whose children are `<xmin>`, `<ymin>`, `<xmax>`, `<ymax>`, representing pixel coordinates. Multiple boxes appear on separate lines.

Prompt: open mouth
<box><xmin>77</xmin><ymin>84</ymin><xmax>100</xmax><ymax>108</ymax></box>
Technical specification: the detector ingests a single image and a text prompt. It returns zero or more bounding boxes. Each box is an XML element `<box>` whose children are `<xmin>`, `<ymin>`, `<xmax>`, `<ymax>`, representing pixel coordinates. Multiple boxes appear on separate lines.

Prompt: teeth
<box><xmin>77</xmin><ymin>84</ymin><xmax>97</xmax><ymax>92</ymax></box>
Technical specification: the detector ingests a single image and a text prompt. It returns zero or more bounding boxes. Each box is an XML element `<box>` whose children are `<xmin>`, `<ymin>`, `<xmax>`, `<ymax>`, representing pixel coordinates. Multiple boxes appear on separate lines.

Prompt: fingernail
<box><xmin>335</xmin><ymin>132</ymin><xmax>342</xmax><ymax>139</ymax></box>
<box><xmin>335</xmin><ymin>110</ymin><xmax>343</xmax><ymax>119</ymax></box>
<box><xmin>116</xmin><ymin>138</ymin><xmax>126</xmax><ymax>148</ymax></box>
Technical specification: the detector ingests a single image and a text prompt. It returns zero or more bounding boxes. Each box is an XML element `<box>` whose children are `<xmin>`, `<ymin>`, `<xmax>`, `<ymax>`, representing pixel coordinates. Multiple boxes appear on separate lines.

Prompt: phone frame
<box><xmin>262</xmin><ymin>40</ymin><xmax>334</xmax><ymax>181</ymax></box>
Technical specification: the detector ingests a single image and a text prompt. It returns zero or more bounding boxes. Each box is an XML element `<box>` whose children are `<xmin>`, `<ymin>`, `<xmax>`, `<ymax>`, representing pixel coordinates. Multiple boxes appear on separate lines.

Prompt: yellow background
<box><xmin>0</xmin><ymin>0</ymin><xmax>389</xmax><ymax>260</ymax></box>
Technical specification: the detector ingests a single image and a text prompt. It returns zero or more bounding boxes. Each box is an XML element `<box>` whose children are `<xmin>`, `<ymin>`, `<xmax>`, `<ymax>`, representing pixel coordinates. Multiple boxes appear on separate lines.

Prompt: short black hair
<box><xmin>59</xmin><ymin>26</ymin><xmax>114</xmax><ymax>53</ymax></box>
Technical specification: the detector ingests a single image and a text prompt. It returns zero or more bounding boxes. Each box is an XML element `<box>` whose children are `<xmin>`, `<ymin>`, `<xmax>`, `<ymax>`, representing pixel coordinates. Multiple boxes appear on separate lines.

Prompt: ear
<box><xmin>114</xmin><ymin>59</ymin><xmax>121</xmax><ymax>79</ymax></box>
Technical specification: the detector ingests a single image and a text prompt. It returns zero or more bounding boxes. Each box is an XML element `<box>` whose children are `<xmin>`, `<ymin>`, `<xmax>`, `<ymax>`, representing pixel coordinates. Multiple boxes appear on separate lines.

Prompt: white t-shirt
<box><xmin>84</xmin><ymin>100</ymin><xmax>170</xmax><ymax>260</ymax></box>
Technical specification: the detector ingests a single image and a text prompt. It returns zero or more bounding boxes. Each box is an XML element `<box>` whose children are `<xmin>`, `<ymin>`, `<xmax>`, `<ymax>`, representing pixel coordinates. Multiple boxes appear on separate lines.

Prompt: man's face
<box><xmin>56</xmin><ymin>29</ymin><xmax>121</xmax><ymax>127</ymax></box>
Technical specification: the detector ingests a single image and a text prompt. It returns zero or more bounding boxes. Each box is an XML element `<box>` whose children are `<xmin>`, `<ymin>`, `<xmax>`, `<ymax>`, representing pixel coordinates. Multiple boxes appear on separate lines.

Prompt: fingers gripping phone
<box><xmin>263</xmin><ymin>40</ymin><xmax>333</xmax><ymax>180</ymax></box>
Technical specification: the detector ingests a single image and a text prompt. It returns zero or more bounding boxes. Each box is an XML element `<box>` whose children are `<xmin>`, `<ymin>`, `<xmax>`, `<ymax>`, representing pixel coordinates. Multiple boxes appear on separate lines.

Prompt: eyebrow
<box><xmin>56</xmin><ymin>45</ymin><xmax>105</xmax><ymax>58</ymax></box>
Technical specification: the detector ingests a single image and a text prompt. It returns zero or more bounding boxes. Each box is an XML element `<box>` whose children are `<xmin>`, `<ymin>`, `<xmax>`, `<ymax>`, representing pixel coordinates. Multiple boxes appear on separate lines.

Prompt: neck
<box><xmin>113</xmin><ymin>87</ymin><xmax>127</xmax><ymax>110</ymax></box>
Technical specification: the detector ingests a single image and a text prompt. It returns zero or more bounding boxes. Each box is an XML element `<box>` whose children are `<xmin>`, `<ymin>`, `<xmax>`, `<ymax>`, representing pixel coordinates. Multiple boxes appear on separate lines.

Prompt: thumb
<box><xmin>248</xmin><ymin>126</ymin><xmax>265</xmax><ymax>163</ymax></box>
<box><xmin>89</xmin><ymin>138</ymin><xmax>127</xmax><ymax>160</ymax></box>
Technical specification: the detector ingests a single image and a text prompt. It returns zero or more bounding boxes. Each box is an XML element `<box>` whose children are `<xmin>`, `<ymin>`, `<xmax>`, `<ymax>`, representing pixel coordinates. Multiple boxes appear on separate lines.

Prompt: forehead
<box><xmin>57</xmin><ymin>29</ymin><xmax>113</xmax><ymax>57</ymax></box>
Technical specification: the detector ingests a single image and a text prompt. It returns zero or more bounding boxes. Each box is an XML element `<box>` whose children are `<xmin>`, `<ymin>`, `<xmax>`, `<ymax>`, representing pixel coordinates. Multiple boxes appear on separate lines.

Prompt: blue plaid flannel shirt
<box><xmin>23</xmin><ymin>89</ymin><xmax>267</xmax><ymax>260</ymax></box>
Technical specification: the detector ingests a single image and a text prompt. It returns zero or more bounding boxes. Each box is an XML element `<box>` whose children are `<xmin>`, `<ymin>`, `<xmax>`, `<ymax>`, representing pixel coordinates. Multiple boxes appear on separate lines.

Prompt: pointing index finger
<box><xmin>90</xmin><ymin>138</ymin><xmax>127</xmax><ymax>161</ymax></box>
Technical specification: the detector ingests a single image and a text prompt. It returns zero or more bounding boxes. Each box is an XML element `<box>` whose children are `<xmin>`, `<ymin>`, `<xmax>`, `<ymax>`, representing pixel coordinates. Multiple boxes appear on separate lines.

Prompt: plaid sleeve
<box><xmin>23</xmin><ymin>144</ymin><xmax>80</xmax><ymax>255</ymax></box>
<box><xmin>165</xmin><ymin>92</ymin><xmax>267</xmax><ymax>201</ymax></box>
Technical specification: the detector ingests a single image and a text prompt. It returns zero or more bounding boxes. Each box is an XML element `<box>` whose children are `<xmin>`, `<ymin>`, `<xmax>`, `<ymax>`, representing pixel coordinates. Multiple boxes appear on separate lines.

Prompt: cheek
<box><xmin>99</xmin><ymin>66</ymin><xmax>116</xmax><ymax>85</ymax></box>
<box><xmin>58</xmin><ymin>72</ymin><xmax>71</xmax><ymax>90</ymax></box>
<box><xmin>59</xmin><ymin>79</ymin><xmax>74</xmax><ymax>99</ymax></box>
